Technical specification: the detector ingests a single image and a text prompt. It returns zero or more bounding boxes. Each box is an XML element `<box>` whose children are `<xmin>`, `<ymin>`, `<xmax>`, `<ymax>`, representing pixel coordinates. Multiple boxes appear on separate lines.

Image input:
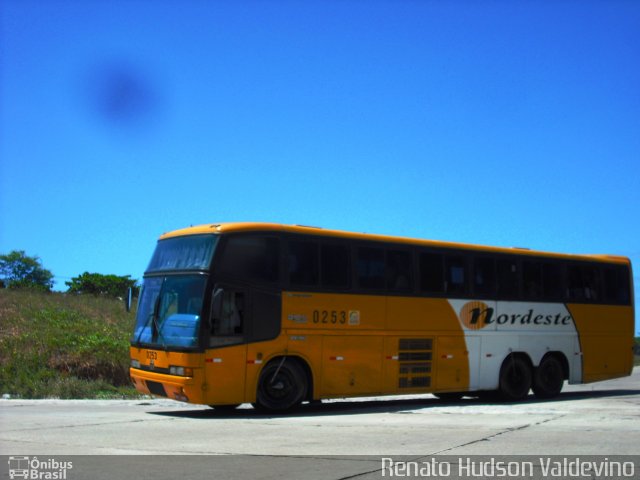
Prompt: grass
<box><xmin>0</xmin><ymin>289</ymin><xmax>140</xmax><ymax>399</ymax></box>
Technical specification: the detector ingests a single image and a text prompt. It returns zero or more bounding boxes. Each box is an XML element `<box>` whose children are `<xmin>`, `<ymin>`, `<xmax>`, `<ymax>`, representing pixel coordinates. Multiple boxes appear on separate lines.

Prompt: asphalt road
<box><xmin>1</xmin><ymin>369</ymin><xmax>639</xmax><ymax>479</ymax></box>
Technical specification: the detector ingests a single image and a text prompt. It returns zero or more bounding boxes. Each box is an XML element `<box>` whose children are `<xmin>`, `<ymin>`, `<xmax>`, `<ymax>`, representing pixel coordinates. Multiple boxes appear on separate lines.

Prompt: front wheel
<box><xmin>254</xmin><ymin>359</ymin><xmax>307</xmax><ymax>412</ymax></box>
<box><xmin>499</xmin><ymin>355</ymin><xmax>532</xmax><ymax>401</ymax></box>
<box><xmin>532</xmin><ymin>356</ymin><xmax>564</xmax><ymax>399</ymax></box>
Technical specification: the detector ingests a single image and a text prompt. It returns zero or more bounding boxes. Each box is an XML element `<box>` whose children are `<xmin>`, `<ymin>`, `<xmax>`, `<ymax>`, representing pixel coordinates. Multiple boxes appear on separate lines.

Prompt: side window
<box><xmin>419</xmin><ymin>252</ymin><xmax>444</xmax><ymax>294</ymax></box>
<box><xmin>357</xmin><ymin>246</ymin><xmax>386</xmax><ymax>290</ymax></box>
<box><xmin>387</xmin><ymin>250</ymin><xmax>413</xmax><ymax>292</ymax></box>
<box><xmin>618</xmin><ymin>267</ymin><xmax>631</xmax><ymax>304</ymax></box>
<box><xmin>473</xmin><ymin>257</ymin><xmax>495</xmax><ymax>297</ymax></box>
<box><xmin>603</xmin><ymin>267</ymin><xmax>618</xmax><ymax>304</ymax></box>
<box><xmin>250</xmin><ymin>289</ymin><xmax>281</xmax><ymax>342</ymax></box>
<box><xmin>567</xmin><ymin>265</ymin><xmax>584</xmax><ymax>301</ymax></box>
<box><xmin>218</xmin><ymin>235</ymin><xmax>280</xmax><ymax>284</ymax></box>
<box><xmin>288</xmin><ymin>240</ymin><xmax>319</xmax><ymax>287</ymax></box>
<box><xmin>523</xmin><ymin>261</ymin><xmax>543</xmax><ymax>300</ymax></box>
<box><xmin>542</xmin><ymin>263</ymin><xmax>563</xmax><ymax>301</ymax></box>
<box><xmin>603</xmin><ymin>265</ymin><xmax>631</xmax><ymax>305</ymax></box>
<box><xmin>496</xmin><ymin>258</ymin><xmax>519</xmax><ymax>299</ymax></box>
<box><xmin>445</xmin><ymin>255</ymin><xmax>467</xmax><ymax>295</ymax></box>
<box><xmin>582</xmin><ymin>266</ymin><xmax>601</xmax><ymax>301</ymax></box>
<box><xmin>568</xmin><ymin>265</ymin><xmax>601</xmax><ymax>302</ymax></box>
<box><xmin>321</xmin><ymin>243</ymin><xmax>350</xmax><ymax>289</ymax></box>
<box><xmin>212</xmin><ymin>291</ymin><xmax>244</xmax><ymax>336</ymax></box>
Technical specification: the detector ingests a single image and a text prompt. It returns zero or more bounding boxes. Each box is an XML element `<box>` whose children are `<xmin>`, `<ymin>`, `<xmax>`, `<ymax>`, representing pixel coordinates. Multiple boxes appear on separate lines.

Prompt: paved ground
<box><xmin>1</xmin><ymin>369</ymin><xmax>639</xmax><ymax>479</ymax></box>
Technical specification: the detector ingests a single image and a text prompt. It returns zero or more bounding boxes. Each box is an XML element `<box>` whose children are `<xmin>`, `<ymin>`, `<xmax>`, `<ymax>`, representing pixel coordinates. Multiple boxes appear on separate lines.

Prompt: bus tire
<box><xmin>532</xmin><ymin>355</ymin><xmax>564</xmax><ymax>399</ymax></box>
<box><xmin>499</xmin><ymin>355</ymin><xmax>532</xmax><ymax>401</ymax></box>
<box><xmin>255</xmin><ymin>358</ymin><xmax>307</xmax><ymax>412</ymax></box>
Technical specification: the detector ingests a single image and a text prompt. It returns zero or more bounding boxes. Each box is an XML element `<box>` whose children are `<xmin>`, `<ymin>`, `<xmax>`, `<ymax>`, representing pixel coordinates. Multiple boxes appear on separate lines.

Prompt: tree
<box><xmin>65</xmin><ymin>272</ymin><xmax>138</xmax><ymax>298</ymax></box>
<box><xmin>0</xmin><ymin>250</ymin><xmax>55</xmax><ymax>291</ymax></box>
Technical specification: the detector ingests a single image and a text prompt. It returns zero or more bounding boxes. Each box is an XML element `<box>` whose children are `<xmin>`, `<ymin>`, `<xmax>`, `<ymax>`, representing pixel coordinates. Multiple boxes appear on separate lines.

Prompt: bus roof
<box><xmin>159</xmin><ymin>222</ymin><xmax>630</xmax><ymax>265</ymax></box>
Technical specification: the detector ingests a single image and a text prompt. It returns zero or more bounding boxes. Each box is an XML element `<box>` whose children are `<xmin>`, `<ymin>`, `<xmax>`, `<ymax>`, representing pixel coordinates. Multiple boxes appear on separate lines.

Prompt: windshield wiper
<box><xmin>151</xmin><ymin>294</ymin><xmax>168</xmax><ymax>350</ymax></box>
<box><xmin>134</xmin><ymin>301</ymin><xmax>158</xmax><ymax>346</ymax></box>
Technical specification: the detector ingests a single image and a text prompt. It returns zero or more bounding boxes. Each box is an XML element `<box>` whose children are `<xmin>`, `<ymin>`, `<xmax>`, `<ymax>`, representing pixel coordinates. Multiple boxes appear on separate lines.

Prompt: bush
<box><xmin>0</xmin><ymin>289</ymin><xmax>139</xmax><ymax>398</ymax></box>
<box><xmin>66</xmin><ymin>272</ymin><xmax>138</xmax><ymax>298</ymax></box>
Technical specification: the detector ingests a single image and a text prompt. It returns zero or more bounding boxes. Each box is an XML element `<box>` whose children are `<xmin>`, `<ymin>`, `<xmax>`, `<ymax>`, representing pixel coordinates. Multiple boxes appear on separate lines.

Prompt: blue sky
<box><xmin>1</xmin><ymin>1</ymin><xmax>638</xmax><ymax>331</ymax></box>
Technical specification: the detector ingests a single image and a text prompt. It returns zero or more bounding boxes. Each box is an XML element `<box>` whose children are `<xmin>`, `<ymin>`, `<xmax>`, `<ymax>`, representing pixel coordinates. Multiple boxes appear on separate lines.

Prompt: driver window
<box><xmin>212</xmin><ymin>291</ymin><xmax>245</xmax><ymax>337</ymax></box>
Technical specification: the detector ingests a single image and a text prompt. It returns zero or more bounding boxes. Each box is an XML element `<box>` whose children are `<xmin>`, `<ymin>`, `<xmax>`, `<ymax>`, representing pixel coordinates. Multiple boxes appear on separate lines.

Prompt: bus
<box><xmin>129</xmin><ymin>222</ymin><xmax>635</xmax><ymax>411</ymax></box>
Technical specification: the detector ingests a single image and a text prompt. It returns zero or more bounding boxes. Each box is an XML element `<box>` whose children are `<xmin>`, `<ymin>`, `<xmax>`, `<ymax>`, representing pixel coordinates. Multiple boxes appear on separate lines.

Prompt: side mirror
<box><xmin>125</xmin><ymin>287</ymin><xmax>133</xmax><ymax>313</ymax></box>
<box><xmin>211</xmin><ymin>287</ymin><xmax>224</xmax><ymax>320</ymax></box>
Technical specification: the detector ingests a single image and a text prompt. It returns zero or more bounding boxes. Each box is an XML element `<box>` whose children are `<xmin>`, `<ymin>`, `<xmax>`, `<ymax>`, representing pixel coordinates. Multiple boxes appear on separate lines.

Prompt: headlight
<box><xmin>131</xmin><ymin>359</ymin><xmax>141</xmax><ymax>369</ymax></box>
<box><xmin>169</xmin><ymin>366</ymin><xmax>194</xmax><ymax>377</ymax></box>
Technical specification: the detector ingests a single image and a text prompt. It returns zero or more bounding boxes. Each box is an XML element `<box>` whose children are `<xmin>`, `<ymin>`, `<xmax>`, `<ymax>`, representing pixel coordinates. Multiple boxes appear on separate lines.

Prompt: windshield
<box><xmin>131</xmin><ymin>274</ymin><xmax>208</xmax><ymax>349</ymax></box>
<box><xmin>146</xmin><ymin>234</ymin><xmax>218</xmax><ymax>273</ymax></box>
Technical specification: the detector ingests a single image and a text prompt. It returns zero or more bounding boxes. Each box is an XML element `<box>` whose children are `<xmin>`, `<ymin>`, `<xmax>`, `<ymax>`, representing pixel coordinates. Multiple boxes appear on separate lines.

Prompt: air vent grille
<box><xmin>398</xmin><ymin>338</ymin><xmax>432</xmax><ymax>389</ymax></box>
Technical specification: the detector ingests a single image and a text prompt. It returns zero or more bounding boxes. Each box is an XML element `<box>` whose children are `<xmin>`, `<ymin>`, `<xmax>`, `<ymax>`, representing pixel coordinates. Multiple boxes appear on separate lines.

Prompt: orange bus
<box><xmin>129</xmin><ymin>223</ymin><xmax>635</xmax><ymax>411</ymax></box>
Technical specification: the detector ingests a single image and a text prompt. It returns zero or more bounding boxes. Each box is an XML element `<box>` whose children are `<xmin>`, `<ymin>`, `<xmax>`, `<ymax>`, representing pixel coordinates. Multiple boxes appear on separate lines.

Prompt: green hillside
<box><xmin>0</xmin><ymin>289</ymin><xmax>139</xmax><ymax>398</ymax></box>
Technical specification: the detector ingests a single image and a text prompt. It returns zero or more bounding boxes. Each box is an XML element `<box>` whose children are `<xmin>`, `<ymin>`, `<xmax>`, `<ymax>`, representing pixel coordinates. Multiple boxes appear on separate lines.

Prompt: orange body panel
<box><xmin>567</xmin><ymin>304</ymin><xmax>634</xmax><ymax>382</ymax></box>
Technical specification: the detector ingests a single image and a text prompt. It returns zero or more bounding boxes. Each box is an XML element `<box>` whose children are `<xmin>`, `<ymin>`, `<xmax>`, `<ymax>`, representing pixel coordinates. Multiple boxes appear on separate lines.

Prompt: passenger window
<box><xmin>568</xmin><ymin>265</ymin><xmax>601</xmax><ymax>302</ymax></box>
<box><xmin>542</xmin><ymin>263</ymin><xmax>563</xmax><ymax>301</ymax></box>
<box><xmin>567</xmin><ymin>266</ymin><xmax>584</xmax><ymax>301</ymax></box>
<box><xmin>218</xmin><ymin>235</ymin><xmax>280</xmax><ymax>284</ymax></box>
<box><xmin>419</xmin><ymin>252</ymin><xmax>444</xmax><ymax>294</ymax></box>
<box><xmin>357</xmin><ymin>246</ymin><xmax>386</xmax><ymax>289</ymax></box>
<box><xmin>321</xmin><ymin>243</ymin><xmax>350</xmax><ymax>289</ymax></box>
<box><xmin>288</xmin><ymin>240</ymin><xmax>319</xmax><ymax>287</ymax></box>
<box><xmin>582</xmin><ymin>267</ymin><xmax>600</xmax><ymax>301</ymax></box>
<box><xmin>387</xmin><ymin>250</ymin><xmax>413</xmax><ymax>292</ymax></box>
<box><xmin>618</xmin><ymin>268</ymin><xmax>631</xmax><ymax>304</ymax></box>
<box><xmin>473</xmin><ymin>257</ymin><xmax>495</xmax><ymax>297</ymax></box>
<box><xmin>445</xmin><ymin>256</ymin><xmax>467</xmax><ymax>295</ymax></box>
<box><xmin>496</xmin><ymin>259</ymin><xmax>519</xmax><ymax>299</ymax></box>
<box><xmin>523</xmin><ymin>261</ymin><xmax>543</xmax><ymax>300</ymax></box>
<box><xmin>603</xmin><ymin>265</ymin><xmax>631</xmax><ymax>305</ymax></box>
<box><xmin>603</xmin><ymin>267</ymin><xmax>618</xmax><ymax>303</ymax></box>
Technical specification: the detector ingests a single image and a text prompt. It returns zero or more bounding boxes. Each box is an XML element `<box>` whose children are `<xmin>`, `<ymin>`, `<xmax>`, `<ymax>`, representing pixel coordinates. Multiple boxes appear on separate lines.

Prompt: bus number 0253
<box><xmin>312</xmin><ymin>310</ymin><xmax>347</xmax><ymax>324</ymax></box>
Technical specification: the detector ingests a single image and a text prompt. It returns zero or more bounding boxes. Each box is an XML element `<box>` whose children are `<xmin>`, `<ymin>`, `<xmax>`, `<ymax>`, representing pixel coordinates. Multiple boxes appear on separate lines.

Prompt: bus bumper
<box><xmin>130</xmin><ymin>367</ymin><xmax>205</xmax><ymax>404</ymax></box>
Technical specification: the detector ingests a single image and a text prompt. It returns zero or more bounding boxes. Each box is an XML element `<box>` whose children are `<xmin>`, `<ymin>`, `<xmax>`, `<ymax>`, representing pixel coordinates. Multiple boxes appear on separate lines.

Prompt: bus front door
<box><xmin>206</xmin><ymin>287</ymin><xmax>248</xmax><ymax>406</ymax></box>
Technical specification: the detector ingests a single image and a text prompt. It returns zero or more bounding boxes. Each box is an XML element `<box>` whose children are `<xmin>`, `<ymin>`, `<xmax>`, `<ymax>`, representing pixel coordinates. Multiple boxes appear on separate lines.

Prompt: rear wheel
<box><xmin>532</xmin><ymin>355</ymin><xmax>564</xmax><ymax>399</ymax></box>
<box><xmin>254</xmin><ymin>359</ymin><xmax>307</xmax><ymax>412</ymax></box>
<box><xmin>499</xmin><ymin>355</ymin><xmax>532</xmax><ymax>401</ymax></box>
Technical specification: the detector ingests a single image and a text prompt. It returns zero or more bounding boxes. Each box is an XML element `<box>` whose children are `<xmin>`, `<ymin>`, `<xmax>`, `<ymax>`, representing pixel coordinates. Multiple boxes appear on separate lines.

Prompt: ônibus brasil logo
<box><xmin>459</xmin><ymin>301</ymin><xmax>573</xmax><ymax>330</ymax></box>
<box><xmin>8</xmin><ymin>456</ymin><xmax>73</xmax><ymax>480</ymax></box>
